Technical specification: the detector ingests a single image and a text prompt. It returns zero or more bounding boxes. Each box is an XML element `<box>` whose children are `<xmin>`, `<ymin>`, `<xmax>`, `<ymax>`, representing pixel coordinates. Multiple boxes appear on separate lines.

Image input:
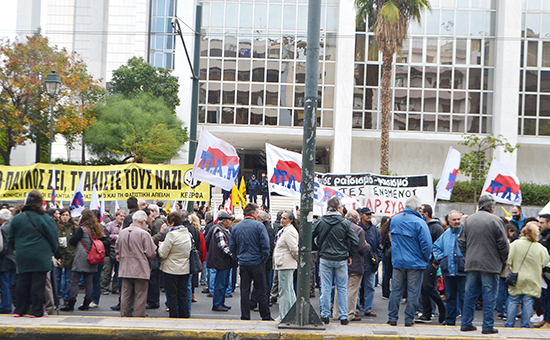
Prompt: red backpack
<box><xmin>80</xmin><ymin>227</ymin><xmax>106</xmax><ymax>264</ymax></box>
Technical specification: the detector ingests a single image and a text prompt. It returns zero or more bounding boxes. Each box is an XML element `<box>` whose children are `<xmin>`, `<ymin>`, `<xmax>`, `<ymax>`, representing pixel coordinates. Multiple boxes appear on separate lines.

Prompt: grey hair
<box><xmin>345</xmin><ymin>210</ymin><xmax>360</xmax><ymax>221</ymax></box>
<box><xmin>205</xmin><ymin>211</ymin><xmax>213</xmax><ymax>222</ymax></box>
<box><xmin>132</xmin><ymin>210</ymin><xmax>147</xmax><ymax>223</ymax></box>
<box><xmin>327</xmin><ymin>197</ymin><xmax>342</xmax><ymax>212</ymax></box>
<box><xmin>0</xmin><ymin>209</ymin><xmax>12</xmax><ymax>222</ymax></box>
<box><xmin>448</xmin><ymin>210</ymin><xmax>461</xmax><ymax>217</ymax></box>
<box><xmin>257</xmin><ymin>211</ymin><xmax>270</xmax><ymax>222</ymax></box>
<box><xmin>478</xmin><ymin>195</ymin><xmax>496</xmax><ymax>212</ymax></box>
<box><xmin>405</xmin><ymin>196</ymin><xmax>421</xmax><ymax>211</ymax></box>
<box><xmin>148</xmin><ymin>204</ymin><xmax>159</xmax><ymax>213</ymax></box>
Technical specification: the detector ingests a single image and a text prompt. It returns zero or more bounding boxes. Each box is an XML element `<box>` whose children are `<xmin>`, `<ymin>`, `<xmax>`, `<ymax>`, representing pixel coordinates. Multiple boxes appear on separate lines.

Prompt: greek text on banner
<box><xmin>0</xmin><ymin>163</ymin><xmax>210</xmax><ymax>202</ymax></box>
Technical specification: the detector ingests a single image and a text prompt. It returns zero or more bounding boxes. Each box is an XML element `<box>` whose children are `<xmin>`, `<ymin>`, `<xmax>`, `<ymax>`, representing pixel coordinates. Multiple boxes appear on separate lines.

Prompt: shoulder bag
<box><xmin>188</xmin><ymin>230</ymin><xmax>203</xmax><ymax>275</ymax></box>
<box><xmin>80</xmin><ymin>227</ymin><xmax>106</xmax><ymax>265</ymax></box>
<box><xmin>505</xmin><ymin>242</ymin><xmax>532</xmax><ymax>287</ymax></box>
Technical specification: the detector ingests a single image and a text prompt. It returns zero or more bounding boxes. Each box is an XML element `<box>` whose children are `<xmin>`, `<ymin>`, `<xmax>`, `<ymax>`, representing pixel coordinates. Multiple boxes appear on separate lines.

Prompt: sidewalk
<box><xmin>0</xmin><ymin>315</ymin><xmax>547</xmax><ymax>340</ymax></box>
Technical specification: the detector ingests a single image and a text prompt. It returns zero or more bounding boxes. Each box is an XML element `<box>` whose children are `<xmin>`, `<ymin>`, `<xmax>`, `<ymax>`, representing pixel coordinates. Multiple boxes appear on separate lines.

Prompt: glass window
<box><xmin>485</xmin><ymin>11</ymin><xmax>496</xmax><ymax>36</ymax></box>
<box><xmin>542</xmin><ymin>42</ymin><xmax>550</xmax><ymax>67</ymax></box>
<box><xmin>409</xmin><ymin>114</ymin><xmax>421</xmax><ymax>131</ymax></box>
<box><xmin>452</xmin><ymin>115</ymin><xmax>465</xmax><ymax>132</ymax></box>
<box><xmin>469</xmin><ymin>68</ymin><xmax>482</xmax><ymax>90</ymax></box>
<box><xmin>224</xmin><ymin>35</ymin><xmax>237</xmax><ymax>58</ymax></box>
<box><xmin>209</xmin><ymin>59</ymin><xmax>222</xmax><ymax>81</ymax></box>
<box><xmin>239</xmin><ymin>33</ymin><xmax>252</xmax><ymax>57</ymax></box>
<box><xmin>467</xmin><ymin>116</ymin><xmax>480</xmax><ymax>133</ymax></box>
<box><xmin>355</xmin><ymin>64</ymin><xmax>365</xmax><ymax>86</ymax></box>
<box><xmin>325</xmin><ymin>63</ymin><xmax>335</xmax><ymax>85</ymax></box>
<box><xmin>524</xmin><ymin>94</ymin><xmax>537</xmax><ymax>116</ymax></box>
<box><xmin>439</xmin><ymin>91</ymin><xmax>451</xmax><ymax>113</ymax></box>
<box><xmin>251</xmin><ymin>84</ymin><xmax>264</xmax><ymax>106</ymax></box>
<box><xmin>297</xmin><ymin>5</ymin><xmax>307</xmax><ymax>30</ymax></box>
<box><xmin>226</xmin><ymin>4</ymin><xmax>238</xmax><ymax>28</ymax></box>
<box><xmin>207</xmin><ymin>107</ymin><xmax>219</xmax><ymax>124</ymax></box>
<box><xmin>211</xmin><ymin>3</ymin><xmax>224</xmax><ymax>27</ymax></box>
<box><xmin>201</xmin><ymin>37</ymin><xmax>208</xmax><ymax>57</ymax></box>
<box><xmin>365</xmin><ymin>88</ymin><xmax>378</xmax><ymax>110</ymax></box>
<box><xmin>208</xmin><ymin>83</ymin><xmax>221</xmax><ymax>104</ymax></box>
<box><xmin>541</xmin><ymin>71</ymin><xmax>550</xmax><ymax>92</ymax></box>
<box><xmin>252</xmin><ymin>60</ymin><xmax>265</xmax><ymax>82</ymax></box>
<box><xmin>410</xmin><ymin>66</ymin><xmax>424</xmax><ymax>88</ymax></box>
<box><xmin>237</xmin><ymin>84</ymin><xmax>250</xmax><ymax>105</ymax></box>
<box><xmin>412</xmin><ymin>37</ymin><xmax>425</xmax><ymax>63</ymax></box>
<box><xmin>279</xmin><ymin>109</ymin><xmax>292</xmax><ymax>126</ymax></box>
<box><xmin>353</xmin><ymin>112</ymin><xmax>363</xmax><ymax>128</ymax></box>
<box><xmin>456</xmin><ymin>38</ymin><xmax>467</xmax><ymax>64</ymax></box>
<box><xmin>283</xmin><ymin>5</ymin><xmax>296</xmax><ymax>30</ymax></box>
<box><xmin>236</xmin><ymin>107</ymin><xmax>249</xmax><ymax>125</ymax></box>
<box><xmin>240</xmin><ymin>4</ymin><xmax>253</xmax><ymax>28</ymax></box>
<box><xmin>439</xmin><ymin>67</ymin><xmax>452</xmax><ymax>89</ymax></box>
<box><xmin>199</xmin><ymin>83</ymin><xmax>206</xmax><ymax>104</ymax></box>
<box><xmin>527</xmin><ymin>41</ymin><xmax>538</xmax><ymax>67</ymax></box>
<box><xmin>266</xmin><ymin>61</ymin><xmax>279</xmax><ymax>82</ymax></box>
<box><xmin>280</xmin><ymin>84</ymin><xmax>293</xmax><ymax>106</ymax></box>
<box><xmin>295</xmin><ymin>62</ymin><xmax>306</xmax><ymax>83</ymax></box>
<box><xmin>294</xmin><ymin>85</ymin><xmax>305</xmax><ymax>107</ymax></box>
<box><xmin>426</xmin><ymin>10</ymin><xmax>440</xmax><ymax>35</ymax></box>
<box><xmin>393</xmin><ymin>113</ymin><xmax>407</xmax><ymax>130</ymax></box>
<box><xmin>438</xmin><ymin>115</ymin><xmax>450</xmax><ymax>132</ymax></box>
<box><xmin>470</xmin><ymin>11</ymin><xmax>483</xmax><ymax>36</ymax></box>
<box><xmin>238</xmin><ymin>59</ymin><xmax>250</xmax><ymax>81</ymax></box>
<box><xmin>456</xmin><ymin>11</ymin><xmax>469</xmax><ymax>36</ymax></box>
<box><xmin>454</xmin><ymin>68</ymin><xmax>467</xmax><ymax>89</ymax></box>
<box><xmin>265</xmin><ymin>84</ymin><xmax>278</xmax><ymax>106</ymax></box>
<box><xmin>269</xmin><ymin>4</ymin><xmax>282</xmax><ymax>29</ymax></box>
<box><xmin>526</xmin><ymin>13</ymin><xmax>540</xmax><ymax>38</ymax></box>
<box><xmin>210</xmin><ymin>37</ymin><xmax>223</xmax><ymax>57</ymax></box>
<box><xmin>364</xmin><ymin>112</ymin><xmax>377</xmax><ymax>129</ymax></box>
<box><xmin>485</xmin><ymin>39</ymin><xmax>495</xmax><ymax>66</ymax></box>
<box><xmin>323</xmin><ymin>87</ymin><xmax>334</xmax><ymax>109</ymax></box>
<box><xmin>523</xmin><ymin>118</ymin><xmax>536</xmax><ymax>135</ymax></box>
<box><xmin>354</xmin><ymin>88</ymin><xmax>364</xmax><ymax>109</ymax></box>
<box><xmin>221</xmin><ymin>107</ymin><xmax>234</xmax><ymax>124</ymax></box>
<box><xmin>397</xmin><ymin>38</ymin><xmax>409</xmax><ymax>63</ymax></box>
<box><xmin>469</xmin><ymin>92</ymin><xmax>481</xmax><ymax>113</ymax></box>
<box><xmin>540</xmin><ymin>95</ymin><xmax>550</xmax><ymax>116</ymax></box>
<box><xmin>294</xmin><ymin>109</ymin><xmax>304</xmax><ymax>126</ymax></box>
<box><xmin>265</xmin><ymin>108</ymin><xmax>277</xmax><ymax>125</ymax></box>
<box><xmin>453</xmin><ymin>91</ymin><xmax>466</xmax><ymax>113</ymax></box>
<box><xmin>483</xmin><ymin>68</ymin><xmax>494</xmax><ymax>90</ymax></box>
<box><xmin>356</xmin><ymin>34</ymin><xmax>366</xmax><ymax>62</ymax></box>
<box><xmin>423</xmin><ymin>114</ymin><xmax>436</xmax><ymax>131</ymax></box>
<box><xmin>395</xmin><ymin>65</ymin><xmax>408</xmax><ymax>87</ymax></box>
<box><xmin>254</xmin><ymin>35</ymin><xmax>266</xmax><ymax>58</ymax></box>
<box><xmin>394</xmin><ymin>89</ymin><xmax>407</xmax><ymax>111</ymax></box>
<box><xmin>366</xmin><ymin>65</ymin><xmax>379</xmax><ymax>86</ymax></box>
<box><xmin>471</xmin><ymin>39</ymin><xmax>482</xmax><ymax>65</ymax></box>
<box><xmin>439</xmin><ymin>38</ymin><xmax>453</xmax><ymax>65</ymax></box>
<box><xmin>540</xmin><ymin>119</ymin><xmax>550</xmax><ymax>136</ymax></box>
<box><xmin>223</xmin><ymin>83</ymin><xmax>235</xmax><ymax>105</ymax></box>
<box><xmin>326</xmin><ymin>33</ymin><xmax>337</xmax><ymax>61</ymax></box>
<box><xmin>441</xmin><ymin>10</ymin><xmax>455</xmax><ymax>35</ymax></box>
<box><xmin>323</xmin><ymin>110</ymin><xmax>333</xmax><ymax>128</ymax></box>
<box><xmin>202</xmin><ymin>3</ymin><xmax>210</xmax><ymax>27</ymax></box>
<box><xmin>268</xmin><ymin>35</ymin><xmax>281</xmax><ymax>59</ymax></box>
<box><xmin>200</xmin><ymin>58</ymin><xmax>208</xmax><ymax>79</ymax></box>
<box><xmin>282</xmin><ymin>34</ymin><xmax>295</xmax><ymax>59</ymax></box>
<box><xmin>254</xmin><ymin>4</ymin><xmax>267</xmax><ymax>29</ymax></box>
<box><xmin>199</xmin><ymin>106</ymin><xmax>206</xmax><ymax>123</ymax></box>
<box><xmin>525</xmin><ymin>70</ymin><xmax>538</xmax><ymax>92</ymax></box>
<box><xmin>424</xmin><ymin>90</ymin><xmax>437</xmax><ymax>112</ymax></box>
<box><xmin>296</xmin><ymin>36</ymin><xmax>307</xmax><ymax>60</ymax></box>
<box><xmin>482</xmin><ymin>92</ymin><xmax>493</xmax><ymax>114</ymax></box>
<box><xmin>409</xmin><ymin>90</ymin><xmax>422</xmax><ymax>111</ymax></box>
<box><xmin>367</xmin><ymin>35</ymin><xmax>378</xmax><ymax>61</ymax></box>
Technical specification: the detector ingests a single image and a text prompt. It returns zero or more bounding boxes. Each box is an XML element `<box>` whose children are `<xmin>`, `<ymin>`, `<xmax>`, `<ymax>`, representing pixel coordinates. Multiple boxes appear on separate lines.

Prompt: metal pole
<box><xmin>49</xmin><ymin>96</ymin><xmax>55</xmax><ymax>163</ymax></box>
<box><xmin>279</xmin><ymin>0</ymin><xmax>323</xmax><ymax>329</ymax></box>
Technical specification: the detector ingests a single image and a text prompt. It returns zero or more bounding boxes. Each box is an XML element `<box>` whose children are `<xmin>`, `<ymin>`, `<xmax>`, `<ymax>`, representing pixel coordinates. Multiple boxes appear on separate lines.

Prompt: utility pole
<box><xmin>172</xmin><ymin>4</ymin><xmax>202</xmax><ymax>213</ymax></box>
<box><xmin>278</xmin><ymin>0</ymin><xmax>324</xmax><ymax>329</ymax></box>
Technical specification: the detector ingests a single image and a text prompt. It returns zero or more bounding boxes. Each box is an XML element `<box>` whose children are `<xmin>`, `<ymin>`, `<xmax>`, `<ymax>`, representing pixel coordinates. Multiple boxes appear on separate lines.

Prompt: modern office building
<box><xmin>7</xmin><ymin>0</ymin><xmax>550</xmax><ymax>184</ymax></box>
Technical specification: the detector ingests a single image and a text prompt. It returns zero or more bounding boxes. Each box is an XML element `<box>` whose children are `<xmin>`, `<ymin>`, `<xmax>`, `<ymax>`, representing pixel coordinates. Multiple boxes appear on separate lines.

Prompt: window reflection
<box><xmin>237</xmin><ymin>84</ymin><xmax>250</xmax><ymax>105</ymax></box>
<box><xmin>279</xmin><ymin>109</ymin><xmax>292</xmax><ymax>126</ymax></box>
<box><xmin>395</xmin><ymin>65</ymin><xmax>408</xmax><ymax>87</ymax></box>
<box><xmin>208</xmin><ymin>83</ymin><xmax>220</xmax><ymax>104</ymax></box>
<box><xmin>323</xmin><ymin>110</ymin><xmax>333</xmax><ymax>128</ymax></box>
<box><xmin>353</xmin><ymin>111</ymin><xmax>362</xmax><ymax>128</ymax></box>
<box><xmin>238</xmin><ymin>59</ymin><xmax>250</xmax><ymax>81</ymax></box>
<box><xmin>452</xmin><ymin>115</ymin><xmax>465</xmax><ymax>132</ymax></box>
<box><xmin>251</xmin><ymin>84</ymin><xmax>264</xmax><ymax>106</ymax></box>
<box><xmin>354</xmin><ymin>88</ymin><xmax>363</xmax><ymax>109</ymax></box>
<box><xmin>222</xmin><ymin>107</ymin><xmax>234</xmax><ymax>124</ymax></box>
<box><xmin>223</xmin><ymin>60</ymin><xmax>236</xmax><ymax>81</ymax></box>
<box><xmin>266</xmin><ymin>84</ymin><xmax>278</xmax><ymax>106</ymax></box>
<box><xmin>265</xmin><ymin>109</ymin><xmax>277</xmax><ymax>125</ymax></box>
<box><xmin>236</xmin><ymin>108</ymin><xmax>249</xmax><ymax>124</ymax></box>
<box><xmin>266</xmin><ymin>61</ymin><xmax>279</xmax><ymax>82</ymax></box>
<box><xmin>223</xmin><ymin>83</ymin><xmax>235</xmax><ymax>105</ymax></box>
<box><xmin>393</xmin><ymin>113</ymin><xmax>407</xmax><ymax>130</ymax></box>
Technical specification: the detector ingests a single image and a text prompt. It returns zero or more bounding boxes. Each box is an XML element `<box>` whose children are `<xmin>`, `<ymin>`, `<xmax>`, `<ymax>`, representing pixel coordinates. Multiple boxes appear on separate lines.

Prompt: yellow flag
<box><xmin>239</xmin><ymin>177</ymin><xmax>247</xmax><ymax>205</ymax></box>
<box><xmin>502</xmin><ymin>207</ymin><xmax>511</xmax><ymax>219</ymax></box>
<box><xmin>232</xmin><ymin>184</ymin><xmax>246</xmax><ymax>208</ymax></box>
<box><xmin>165</xmin><ymin>201</ymin><xmax>171</xmax><ymax>214</ymax></box>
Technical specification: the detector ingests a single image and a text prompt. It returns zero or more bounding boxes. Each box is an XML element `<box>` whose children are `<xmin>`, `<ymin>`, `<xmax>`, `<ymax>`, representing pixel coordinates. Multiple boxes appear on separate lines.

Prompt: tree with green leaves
<box><xmin>83</xmin><ymin>94</ymin><xmax>188</xmax><ymax>163</ymax></box>
<box><xmin>0</xmin><ymin>32</ymin><xmax>104</xmax><ymax>164</ymax></box>
<box><xmin>109</xmin><ymin>57</ymin><xmax>180</xmax><ymax>112</ymax></box>
<box><xmin>458</xmin><ymin>134</ymin><xmax>519</xmax><ymax>205</ymax></box>
<box><xmin>355</xmin><ymin>0</ymin><xmax>431</xmax><ymax>174</ymax></box>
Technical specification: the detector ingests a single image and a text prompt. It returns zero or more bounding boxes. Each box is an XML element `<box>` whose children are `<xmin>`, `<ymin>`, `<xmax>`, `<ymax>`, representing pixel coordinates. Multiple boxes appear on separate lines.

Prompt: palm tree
<box><xmin>355</xmin><ymin>0</ymin><xmax>430</xmax><ymax>174</ymax></box>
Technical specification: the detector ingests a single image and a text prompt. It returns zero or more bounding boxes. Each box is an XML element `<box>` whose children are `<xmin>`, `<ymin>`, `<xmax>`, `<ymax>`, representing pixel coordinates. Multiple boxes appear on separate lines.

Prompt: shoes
<box><xmin>405</xmin><ymin>322</ymin><xmax>414</xmax><ymax>327</ymax></box>
<box><xmin>110</xmin><ymin>304</ymin><xmax>120</xmax><ymax>311</ymax></box>
<box><xmin>222</xmin><ymin>305</ymin><xmax>231</xmax><ymax>310</ymax></box>
<box><xmin>400</xmin><ymin>298</ymin><xmax>407</xmax><ymax>305</ymax></box>
<box><xmin>497</xmin><ymin>313</ymin><xmax>505</xmax><ymax>319</ymax></box>
<box><xmin>387</xmin><ymin>320</ymin><xmax>397</xmax><ymax>326</ymax></box>
<box><xmin>262</xmin><ymin>317</ymin><xmax>275</xmax><ymax>321</ymax></box>
<box><xmin>382</xmin><ymin>296</ymin><xmax>389</xmax><ymax>300</ymax></box>
<box><xmin>146</xmin><ymin>304</ymin><xmax>159</xmax><ymax>309</ymax></box>
<box><xmin>253</xmin><ymin>307</ymin><xmax>259</xmax><ymax>312</ymax></box>
<box><xmin>341</xmin><ymin>319</ymin><xmax>348</xmax><ymax>325</ymax></box>
<box><xmin>443</xmin><ymin>322</ymin><xmax>455</xmax><ymax>326</ymax></box>
<box><xmin>102</xmin><ymin>291</ymin><xmax>110</xmax><ymax>295</ymax></box>
<box><xmin>351</xmin><ymin>315</ymin><xmax>361</xmax><ymax>321</ymax></box>
<box><xmin>89</xmin><ymin>302</ymin><xmax>99</xmax><ymax>308</ymax></box>
<box><xmin>191</xmin><ymin>294</ymin><xmax>197</xmax><ymax>303</ymax></box>
<box><xmin>481</xmin><ymin>328</ymin><xmax>498</xmax><ymax>334</ymax></box>
<box><xmin>534</xmin><ymin>320</ymin><xmax>547</xmax><ymax>328</ymax></box>
<box><xmin>270</xmin><ymin>297</ymin><xmax>277</xmax><ymax>304</ymax></box>
<box><xmin>13</xmin><ymin>314</ymin><xmax>23</xmax><ymax>317</ymax></box>
<box><xmin>207</xmin><ymin>293</ymin><xmax>213</xmax><ymax>297</ymax></box>
<box><xmin>415</xmin><ymin>315</ymin><xmax>431</xmax><ymax>323</ymax></box>
<box><xmin>460</xmin><ymin>325</ymin><xmax>477</xmax><ymax>332</ymax></box>
<box><xmin>310</xmin><ymin>293</ymin><xmax>315</xmax><ymax>298</ymax></box>
<box><xmin>29</xmin><ymin>314</ymin><xmax>48</xmax><ymax>318</ymax></box>
<box><xmin>274</xmin><ymin>317</ymin><xmax>281</xmax><ymax>323</ymax></box>
<box><xmin>531</xmin><ymin>314</ymin><xmax>544</xmax><ymax>323</ymax></box>
<box><xmin>321</xmin><ymin>317</ymin><xmax>330</xmax><ymax>324</ymax></box>
<box><xmin>212</xmin><ymin>306</ymin><xmax>229</xmax><ymax>312</ymax></box>
<box><xmin>202</xmin><ymin>288</ymin><xmax>210</xmax><ymax>294</ymax></box>
<box><xmin>364</xmin><ymin>311</ymin><xmax>376</xmax><ymax>317</ymax></box>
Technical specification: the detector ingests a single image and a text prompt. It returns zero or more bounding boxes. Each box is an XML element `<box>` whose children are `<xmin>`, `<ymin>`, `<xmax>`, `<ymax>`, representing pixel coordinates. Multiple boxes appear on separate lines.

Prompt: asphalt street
<box><xmin>57</xmin><ymin>281</ymin><xmax>512</xmax><ymax>328</ymax></box>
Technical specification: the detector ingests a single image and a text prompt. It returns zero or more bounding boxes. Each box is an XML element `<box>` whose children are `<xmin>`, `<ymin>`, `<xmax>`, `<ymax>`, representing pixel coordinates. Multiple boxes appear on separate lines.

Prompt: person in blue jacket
<box><xmin>387</xmin><ymin>196</ymin><xmax>432</xmax><ymax>327</ymax></box>
<box><xmin>247</xmin><ymin>175</ymin><xmax>260</xmax><ymax>203</ymax></box>
<box><xmin>433</xmin><ymin>210</ymin><xmax>466</xmax><ymax>326</ymax></box>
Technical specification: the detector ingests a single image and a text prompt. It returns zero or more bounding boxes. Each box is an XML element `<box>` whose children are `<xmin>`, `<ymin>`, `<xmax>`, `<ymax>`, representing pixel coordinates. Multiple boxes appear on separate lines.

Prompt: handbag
<box><xmin>188</xmin><ymin>231</ymin><xmax>203</xmax><ymax>275</ymax></box>
<box><xmin>80</xmin><ymin>227</ymin><xmax>106</xmax><ymax>265</ymax></box>
<box><xmin>506</xmin><ymin>242</ymin><xmax>532</xmax><ymax>287</ymax></box>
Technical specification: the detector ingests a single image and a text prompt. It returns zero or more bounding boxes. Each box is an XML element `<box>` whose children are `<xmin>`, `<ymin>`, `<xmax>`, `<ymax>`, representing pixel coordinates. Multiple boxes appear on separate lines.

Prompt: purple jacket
<box><xmin>348</xmin><ymin>219</ymin><xmax>371</xmax><ymax>275</ymax></box>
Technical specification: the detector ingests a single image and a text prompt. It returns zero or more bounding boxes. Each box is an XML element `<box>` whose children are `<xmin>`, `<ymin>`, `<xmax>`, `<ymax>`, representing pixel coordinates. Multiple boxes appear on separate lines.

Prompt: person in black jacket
<box><xmin>416</xmin><ymin>204</ymin><xmax>446</xmax><ymax>324</ymax></box>
<box><xmin>247</xmin><ymin>175</ymin><xmax>260</xmax><ymax>203</ymax></box>
<box><xmin>261</xmin><ymin>174</ymin><xmax>270</xmax><ymax>211</ymax></box>
<box><xmin>0</xmin><ymin>209</ymin><xmax>15</xmax><ymax>314</ymax></box>
<box><xmin>250</xmin><ymin>211</ymin><xmax>275</xmax><ymax>310</ymax></box>
<box><xmin>535</xmin><ymin>214</ymin><xmax>550</xmax><ymax>328</ymax></box>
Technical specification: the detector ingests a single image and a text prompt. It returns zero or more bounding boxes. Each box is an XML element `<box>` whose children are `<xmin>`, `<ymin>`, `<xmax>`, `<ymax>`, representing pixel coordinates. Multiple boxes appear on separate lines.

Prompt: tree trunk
<box><xmin>379</xmin><ymin>51</ymin><xmax>393</xmax><ymax>174</ymax></box>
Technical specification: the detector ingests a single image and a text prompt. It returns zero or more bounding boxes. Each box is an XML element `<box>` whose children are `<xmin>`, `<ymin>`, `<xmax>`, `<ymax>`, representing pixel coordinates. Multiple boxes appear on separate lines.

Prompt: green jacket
<box><xmin>507</xmin><ymin>237</ymin><xmax>549</xmax><ymax>298</ymax></box>
<box><xmin>312</xmin><ymin>213</ymin><xmax>359</xmax><ymax>262</ymax></box>
<box><xmin>8</xmin><ymin>210</ymin><xmax>59</xmax><ymax>274</ymax></box>
<box><xmin>58</xmin><ymin>222</ymin><xmax>76</xmax><ymax>269</ymax></box>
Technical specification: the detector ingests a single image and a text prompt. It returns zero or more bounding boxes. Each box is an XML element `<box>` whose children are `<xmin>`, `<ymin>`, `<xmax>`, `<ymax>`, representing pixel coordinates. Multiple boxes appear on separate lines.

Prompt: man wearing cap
<box><xmin>458</xmin><ymin>195</ymin><xmax>509</xmax><ymax>334</ymax></box>
<box><xmin>207</xmin><ymin>211</ymin><xmax>237</xmax><ymax>312</ymax></box>
<box><xmin>247</xmin><ymin>175</ymin><xmax>260</xmax><ymax>203</ymax></box>
<box><xmin>358</xmin><ymin>207</ymin><xmax>381</xmax><ymax>318</ymax></box>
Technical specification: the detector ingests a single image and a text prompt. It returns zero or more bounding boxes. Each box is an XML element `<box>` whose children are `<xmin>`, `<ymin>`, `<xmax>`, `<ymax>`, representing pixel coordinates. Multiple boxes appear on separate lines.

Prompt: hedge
<box><xmin>435</xmin><ymin>180</ymin><xmax>550</xmax><ymax>206</ymax></box>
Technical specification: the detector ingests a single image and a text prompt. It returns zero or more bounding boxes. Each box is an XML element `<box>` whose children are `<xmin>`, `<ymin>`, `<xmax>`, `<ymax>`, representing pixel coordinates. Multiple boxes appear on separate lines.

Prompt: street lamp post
<box><xmin>44</xmin><ymin>70</ymin><xmax>62</xmax><ymax>163</ymax></box>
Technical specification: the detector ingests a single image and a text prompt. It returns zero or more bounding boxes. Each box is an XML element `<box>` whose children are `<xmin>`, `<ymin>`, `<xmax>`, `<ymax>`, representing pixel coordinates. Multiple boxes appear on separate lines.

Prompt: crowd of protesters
<box><xmin>0</xmin><ymin>190</ymin><xmax>549</xmax><ymax>333</ymax></box>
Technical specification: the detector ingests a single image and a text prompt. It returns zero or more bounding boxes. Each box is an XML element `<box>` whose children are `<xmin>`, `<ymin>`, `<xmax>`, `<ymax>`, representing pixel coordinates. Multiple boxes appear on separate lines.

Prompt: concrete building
<box><xmin>6</xmin><ymin>0</ymin><xmax>550</xmax><ymax>184</ymax></box>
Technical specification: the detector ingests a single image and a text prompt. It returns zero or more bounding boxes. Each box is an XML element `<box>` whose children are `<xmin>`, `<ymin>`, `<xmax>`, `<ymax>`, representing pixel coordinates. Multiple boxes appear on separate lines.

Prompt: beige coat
<box><xmin>116</xmin><ymin>224</ymin><xmax>157</xmax><ymax>280</ymax></box>
<box><xmin>273</xmin><ymin>225</ymin><xmax>299</xmax><ymax>270</ymax></box>
<box><xmin>158</xmin><ymin>227</ymin><xmax>191</xmax><ymax>275</ymax></box>
<box><xmin>507</xmin><ymin>237</ymin><xmax>549</xmax><ymax>298</ymax></box>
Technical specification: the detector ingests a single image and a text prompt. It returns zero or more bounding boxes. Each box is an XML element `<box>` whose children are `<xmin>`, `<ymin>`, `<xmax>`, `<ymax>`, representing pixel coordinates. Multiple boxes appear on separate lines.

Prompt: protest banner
<box><xmin>315</xmin><ymin>172</ymin><xmax>434</xmax><ymax>216</ymax></box>
<box><xmin>266</xmin><ymin>143</ymin><xmax>302</xmax><ymax>198</ymax></box>
<box><xmin>481</xmin><ymin>159</ymin><xmax>522</xmax><ymax>205</ymax></box>
<box><xmin>0</xmin><ymin>163</ymin><xmax>210</xmax><ymax>202</ymax></box>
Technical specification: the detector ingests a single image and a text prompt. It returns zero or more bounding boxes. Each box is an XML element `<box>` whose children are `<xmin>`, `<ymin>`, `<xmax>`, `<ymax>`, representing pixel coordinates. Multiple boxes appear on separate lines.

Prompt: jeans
<box><xmin>543</xmin><ymin>287</ymin><xmax>550</xmax><ymax>322</ymax></box>
<box><xmin>387</xmin><ymin>268</ymin><xmax>423</xmax><ymax>324</ymax></box>
<box><xmin>187</xmin><ymin>274</ymin><xmax>193</xmax><ymax>314</ymax></box>
<box><xmin>92</xmin><ymin>263</ymin><xmax>103</xmax><ymax>304</ymax></box>
<box><xmin>443</xmin><ymin>275</ymin><xmax>465</xmax><ymax>325</ymax></box>
<box><xmin>0</xmin><ymin>270</ymin><xmax>15</xmax><ymax>312</ymax></box>
<box><xmin>496</xmin><ymin>277</ymin><xmax>508</xmax><ymax>316</ymax></box>
<box><xmin>461</xmin><ymin>271</ymin><xmax>498</xmax><ymax>331</ymax></box>
<box><xmin>319</xmin><ymin>259</ymin><xmax>348</xmax><ymax>320</ymax></box>
<box><xmin>506</xmin><ymin>294</ymin><xmax>534</xmax><ymax>328</ymax></box>
<box><xmin>209</xmin><ymin>268</ymin><xmax>233</xmax><ymax>296</ymax></box>
<box><xmin>55</xmin><ymin>268</ymin><xmax>71</xmax><ymax>302</ymax></box>
<box><xmin>278</xmin><ymin>269</ymin><xmax>296</xmax><ymax>320</ymax></box>
<box><xmin>213</xmin><ymin>269</ymin><xmax>230</xmax><ymax>308</ymax></box>
<box><xmin>361</xmin><ymin>267</ymin><xmax>376</xmax><ymax>313</ymax></box>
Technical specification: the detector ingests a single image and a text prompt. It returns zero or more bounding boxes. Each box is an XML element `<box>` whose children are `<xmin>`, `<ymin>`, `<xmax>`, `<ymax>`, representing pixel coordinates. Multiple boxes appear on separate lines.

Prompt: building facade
<box><xmin>7</xmin><ymin>0</ymin><xmax>550</xmax><ymax>184</ymax></box>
